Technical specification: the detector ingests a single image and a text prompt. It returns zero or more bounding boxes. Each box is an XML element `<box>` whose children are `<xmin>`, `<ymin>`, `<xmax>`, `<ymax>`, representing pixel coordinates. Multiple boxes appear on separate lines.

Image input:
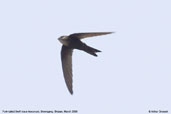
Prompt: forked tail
<box><xmin>81</xmin><ymin>43</ymin><xmax>101</xmax><ymax>56</ymax></box>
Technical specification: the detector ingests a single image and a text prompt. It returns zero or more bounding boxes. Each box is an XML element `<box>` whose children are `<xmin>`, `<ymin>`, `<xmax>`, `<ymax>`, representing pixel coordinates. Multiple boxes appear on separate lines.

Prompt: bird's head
<box><xmin>58</xmin><ymin>35</ymin><xmax>69</xmax><ymax>46</ymax></box>
<box><xmin>58</xmin><ymin>35</ymin><xmax>68</xmax><ymax>40</ymax></box>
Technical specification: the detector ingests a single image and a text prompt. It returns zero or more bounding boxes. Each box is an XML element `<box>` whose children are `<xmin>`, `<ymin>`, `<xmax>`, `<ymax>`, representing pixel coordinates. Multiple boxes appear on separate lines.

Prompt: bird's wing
<box><xmin>69</xmin><ymin>32</ymin><xmax>113</xmax><ymax>39</ymax></box>
<box><xmin>61</xmin><ymin>45</ymin><xmax>73</xmax><ymax>95</ymax></box>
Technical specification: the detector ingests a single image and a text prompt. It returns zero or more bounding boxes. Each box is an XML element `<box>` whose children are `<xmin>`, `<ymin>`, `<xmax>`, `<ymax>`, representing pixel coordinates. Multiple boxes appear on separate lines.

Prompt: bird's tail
<box><xmin>81</xmin><ymin>43</ymin><xmax>101</xmax><ymax>56</ymax></box>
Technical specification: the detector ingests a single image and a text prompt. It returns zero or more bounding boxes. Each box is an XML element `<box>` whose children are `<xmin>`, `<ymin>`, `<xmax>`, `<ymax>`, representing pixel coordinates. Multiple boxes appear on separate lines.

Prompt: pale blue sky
<box><xmin>0</xmin><ymin>0</ymin><xmax>170</xmax><ymax>114</ymax></box>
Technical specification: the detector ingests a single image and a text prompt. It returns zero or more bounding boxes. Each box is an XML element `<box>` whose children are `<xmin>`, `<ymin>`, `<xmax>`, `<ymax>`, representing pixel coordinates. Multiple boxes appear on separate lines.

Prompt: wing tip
<box><xmin>70</xmin><ymin>90</ymin><xmax>73</xmax><ymax>95</ymax></box>
<box><xmin>108</xmin><ymin>31</ymin><xmax>115</xmax><ymax>34</ymax></box>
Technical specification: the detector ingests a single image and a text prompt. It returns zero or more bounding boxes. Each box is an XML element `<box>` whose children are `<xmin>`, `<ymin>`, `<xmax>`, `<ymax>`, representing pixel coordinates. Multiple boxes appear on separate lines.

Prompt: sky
<box><xmin>0</xmin><ymin>0</ymin><xmax>170</xmax><ymax>114</ymax></box>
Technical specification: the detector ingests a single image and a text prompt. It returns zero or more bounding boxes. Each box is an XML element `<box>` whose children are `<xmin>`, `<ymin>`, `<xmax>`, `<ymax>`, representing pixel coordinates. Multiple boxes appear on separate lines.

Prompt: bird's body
<box><xmin>59</xmin><ymin>36</ymin><xmax>83</xmax><ymax>49</ymax></box>
<box><xmin>58</xmin><ymin>32</ymin><xmax>113</xmax><ymax>94</ymax></box>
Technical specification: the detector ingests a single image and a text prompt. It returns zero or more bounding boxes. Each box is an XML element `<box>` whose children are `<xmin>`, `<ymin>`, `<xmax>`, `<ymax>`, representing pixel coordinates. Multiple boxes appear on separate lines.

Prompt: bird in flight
<box><xmin>58</xmin><ymin>32</ymin><xmax>113</xmax><ymax>95</ymax></box>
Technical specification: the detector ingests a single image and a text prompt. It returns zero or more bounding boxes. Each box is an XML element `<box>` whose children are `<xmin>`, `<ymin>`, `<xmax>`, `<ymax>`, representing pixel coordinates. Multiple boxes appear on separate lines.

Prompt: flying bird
<box><xmin>58</xmin><ymin>32</ymin><xmax>113</xmax><ymax>95</ymax></box>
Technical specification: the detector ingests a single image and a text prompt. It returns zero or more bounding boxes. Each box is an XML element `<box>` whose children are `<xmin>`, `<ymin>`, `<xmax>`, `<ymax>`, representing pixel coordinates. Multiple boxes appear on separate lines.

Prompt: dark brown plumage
<box><xmin>58</xmin><ymin>32</ymin><xmax>113</xmax><ymax>95</ymax></box>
